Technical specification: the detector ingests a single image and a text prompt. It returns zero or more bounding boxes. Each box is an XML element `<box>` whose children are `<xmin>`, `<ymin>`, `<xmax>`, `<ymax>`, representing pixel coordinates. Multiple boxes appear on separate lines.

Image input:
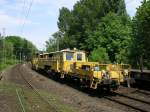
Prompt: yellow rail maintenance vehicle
<box><xmin>32</xmin><ymin>49</ymin><xmax>87</xmax><ymax>78</ymax></box>
<box><xmin>72</xmin><ymin>63</ymin><xmax>131</xmax><ymax>90</ymax></box>
<box><xmin>32</xmin><ymin>49</ymin><xmax>131</xmax><ymax>90</ymax></box>
<box><xmin>105</xmin><ymin>64</ymin><xmax>131</xmax><ymax>88</ymax></box>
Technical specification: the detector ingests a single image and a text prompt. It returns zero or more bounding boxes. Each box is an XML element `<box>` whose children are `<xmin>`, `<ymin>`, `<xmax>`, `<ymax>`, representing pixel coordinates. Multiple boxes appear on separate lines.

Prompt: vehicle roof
<box><xmin>39</xmin><ymin>49</ymin><xmax>85</xmax><ymax>55</ymax></box>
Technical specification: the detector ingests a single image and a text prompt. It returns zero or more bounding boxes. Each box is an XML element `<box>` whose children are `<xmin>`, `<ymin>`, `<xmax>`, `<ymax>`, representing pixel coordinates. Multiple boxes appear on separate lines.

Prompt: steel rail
<box><xmin>104</xmin><ymin>91</ymin><xmax>150</xmax><ymax>112</ymax></box>
<box><xmin>16</xmin><ymin>89</ymin><xmax>26</xmax><ymax>112</ymax></box>
<box><xmin>115</xmin><ymin>92</ymin><xmax>150</xmax><ymax>105</ymax></box>
<box><xmin>104</xmin><ymin>96</ymin><xmax>149</xmax><ymax>112</ymax></box>
<box><xmin>18</xmin><ymin>65</ymin><xmax>57</xmax><ymax>112</ymax></box>
<box><xmin>134</xmin><ymin>90</ymin><xmax>150</xmax><ymax>96</ymax></box>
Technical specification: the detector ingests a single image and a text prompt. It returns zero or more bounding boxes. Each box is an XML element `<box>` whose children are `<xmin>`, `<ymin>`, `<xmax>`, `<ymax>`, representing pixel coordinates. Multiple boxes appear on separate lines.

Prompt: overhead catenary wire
<box><xmin>19</xmin><ymin>0</ymin><xmax>26</xmax><ymax>27</ymax></box>
<box><xmin>20</xmin><ymin>0</ymin><xmax>34</xmax><ymax>35</ymax></box>
<box><xmin>17</xmin><ymin>0</ymin><xmax>34</xmax><ymax>62</ymax></box>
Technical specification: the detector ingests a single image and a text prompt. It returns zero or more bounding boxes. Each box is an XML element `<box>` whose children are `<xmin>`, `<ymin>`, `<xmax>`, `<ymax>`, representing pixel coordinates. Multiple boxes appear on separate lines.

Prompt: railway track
<box><xmin>104</xmin><ymin>91</ymin><xmax>150</xmax><ymax>112</ymax></box>
<box><xmin>116</xmin><ymin>92</ymin><xmax>150</xmax><ymax>104</ymax></box>
<box><xmin>17</xmin><ymin>64</ymin><xmax>57</xmax><ymax>112</ymax></box>
<box><xmin>15</xmin><ymin>64</ymin><xmax>150</xmax><ymax>112</ymax></box>
<box><xmin>132</xmin><ymin>90</ymin><xmax>150</xmax><ymax>96</ymax></box>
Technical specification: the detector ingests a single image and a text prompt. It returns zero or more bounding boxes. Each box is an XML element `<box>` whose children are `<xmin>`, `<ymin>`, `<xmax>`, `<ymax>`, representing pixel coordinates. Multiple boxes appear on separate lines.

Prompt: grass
<box><xmin>0</xmin><ymin>82</ymin><xmax>74</xmax><ymax>112</ymax></box>
<box><xmin>0</xmin><ymin>58</ymin><xmax>19</xmax><ymax>71</ymax></box>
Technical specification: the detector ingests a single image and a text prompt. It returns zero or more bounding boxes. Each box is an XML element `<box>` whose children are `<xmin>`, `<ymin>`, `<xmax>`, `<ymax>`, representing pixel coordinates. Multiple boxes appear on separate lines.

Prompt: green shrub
<box><xmin>89</xmin><ymin>47</ymin><xmax>110</xmax><ymax>63</ymax></box>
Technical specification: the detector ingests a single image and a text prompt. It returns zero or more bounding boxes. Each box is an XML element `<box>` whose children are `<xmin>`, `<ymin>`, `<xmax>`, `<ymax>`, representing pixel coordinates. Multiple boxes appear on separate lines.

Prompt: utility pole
<box><xmin>20</xmin><ymin>48</ymin><xmax>22</xmax><ymax>63</ymax></box>
<box><xmin>57</xmin><ymin>39</ymin><xmax>59</xmax><ymax>51</ymax></box>
<box><xmin>57</xmin><ymin>32</ymin><xmax>62</xmax><ymax>51</ymax></box>
<box><xmin>2</xmin><ymin>28</ymin><xmax>6</xmax><ymax>66</ymax></box>
<box><xmin>0</xmin><ymin>33</ymin><xmax>2</xmax><ymax>69</ymax></box>
<box><xmin>20</xmin><ymin>52</ymin><xmax>22</xmax><ymax>63</ymax></box>
<box><xmin>15</xmin><ymin>52</ymin><xmax>18</xmax><ymax>64</ymax></box>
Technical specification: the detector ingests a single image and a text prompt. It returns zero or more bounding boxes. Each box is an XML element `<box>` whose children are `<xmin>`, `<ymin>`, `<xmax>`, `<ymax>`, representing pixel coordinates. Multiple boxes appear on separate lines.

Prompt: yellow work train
<box><xmin>32</xmin><ymin>49</ymin><xmax>131</xmax><ymax>90</ymax></box>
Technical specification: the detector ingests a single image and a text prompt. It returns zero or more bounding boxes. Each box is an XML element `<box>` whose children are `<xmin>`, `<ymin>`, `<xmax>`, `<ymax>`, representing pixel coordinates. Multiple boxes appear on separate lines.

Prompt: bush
<box><xmin>89</xmin><ymin>47</ymin><xmax>110</xmax><ymax>63</ymax></box>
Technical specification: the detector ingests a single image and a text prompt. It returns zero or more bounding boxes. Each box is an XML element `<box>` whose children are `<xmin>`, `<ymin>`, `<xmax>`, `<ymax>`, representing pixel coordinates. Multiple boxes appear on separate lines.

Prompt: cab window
<box><xmin>66</xmin><ymin>52</ymin><xmax>73</xmax><ymax>61</ymax></box>
<box><xmin>48</xmin><ymin>54</ymin><xmax>53</xmax><ymax>58</ymax></box>
<box><xmin>81</xmin><ymin>65</ymin><xmax>90</xmax><ymax>71</ymax></box>
<box><xmin>77</xmin><ymin>54</ymin><xmax>82</xmax><ymax>61</ymax></box>
<box><xmin>40</xmin><ymin>55</ymin><xmax>43</xmax><ymax>58</ymax></box>
<box><xmin>94</xmin><ymin>66</ymin><xmax>100</xmax><ymax>71</ymax></box>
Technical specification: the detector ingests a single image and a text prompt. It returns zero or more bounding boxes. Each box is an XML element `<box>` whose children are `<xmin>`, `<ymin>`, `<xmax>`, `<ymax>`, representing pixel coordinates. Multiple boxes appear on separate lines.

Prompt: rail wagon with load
<box><xmin>32</xmin><ymin>49</ymin><xmax>131</xmax><ymax>90</ymax></box>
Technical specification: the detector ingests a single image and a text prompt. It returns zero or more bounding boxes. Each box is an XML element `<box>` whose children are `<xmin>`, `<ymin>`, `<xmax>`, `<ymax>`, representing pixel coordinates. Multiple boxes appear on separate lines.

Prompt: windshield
<box><xmin>94</xmin><ymin>66</ymin><xmax>100</xmax><ymax>71</ymax></box>
<box><xmin>77</xmin><ymin>53</ymin><xmax>82</xmax><ymax>61</ymax></box>
<box><xmin>66</xmin><ymin>52</ymin><xmax>74</xmax><ymax>61</ymax></box>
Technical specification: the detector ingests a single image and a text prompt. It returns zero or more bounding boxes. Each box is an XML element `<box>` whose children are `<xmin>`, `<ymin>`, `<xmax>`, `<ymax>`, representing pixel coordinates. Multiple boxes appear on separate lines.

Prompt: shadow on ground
<box><xmin>33</xmin><ymin>69</ymin><xmax>118</xmax><ymax>98</ymax></box>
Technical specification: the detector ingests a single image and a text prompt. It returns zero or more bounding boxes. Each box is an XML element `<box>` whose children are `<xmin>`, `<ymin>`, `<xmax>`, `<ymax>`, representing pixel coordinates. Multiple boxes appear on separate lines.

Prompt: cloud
<box><xmin>0</xmin><ymin>0</ymin><xmax>8</xmax><ymax>4</ymax></box>
<box><xmin>0</xmin><ymin>12</ymin><xmax>32</xmax><ymax>28</ymax></box>
<box><xmin>125</xmin><ymin>0</ymin><xmax>143</xmax><ymax>17</ymax></box>
<box><xmin>34</xmin><ymin>0</ymin><xmax>79</xmax><ymax>9</ymax></box>
<box><xmin>0</xmin><ymin>0</ymin><xmax>143</xmax><ymax>50</ymax></box>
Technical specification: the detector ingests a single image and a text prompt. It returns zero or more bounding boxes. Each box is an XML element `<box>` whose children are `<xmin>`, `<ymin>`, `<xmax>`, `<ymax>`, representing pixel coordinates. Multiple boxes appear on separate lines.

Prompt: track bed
<box><xmin>1</xmin><ymin>64</ymin><xmax>150</xmax><ymax>112</ymax></box>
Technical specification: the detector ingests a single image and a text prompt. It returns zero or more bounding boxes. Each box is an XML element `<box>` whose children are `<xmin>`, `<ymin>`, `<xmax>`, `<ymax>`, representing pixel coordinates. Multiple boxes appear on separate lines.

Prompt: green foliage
<box><xmin>0</xmin><ymin>38</ymin><xmax>14</xmax><ymax>59</ymax></box>
<box><xmin>89</xmin><ymin>47</ymin><xmax>110</xmax><ymax>63</ymax></box>
<box><xmin>130</xmin><ymin>0</ymin><xmax>150</xmax><ymax>69</ymax></box>
<box><xmin>46</xmin><ymin>0</ymin><xmax>132</xmax><ymax>63</ymax></box>
<box><xmin>0</xmin><ymin>58</ymin><xmax>19</xmax><ymax>70</ymax></box>
<box><xmin>5</xmin><ymin>36</ymin><xmax>37</xmax><ymax>61</ymax></box>
<box><xmin>45</xmin><ymin>38</ymin><xmax>56</xmax><ymax>52</ymax></box>
<box><xmin>90</xmin><ymin>12</ymin><xmax>132</xmax><ymax>63</ymax></box>
<box><xmin>0</xmin><ymin>35</ymin><xmax>37</xmax><ymax>70</ymax></box>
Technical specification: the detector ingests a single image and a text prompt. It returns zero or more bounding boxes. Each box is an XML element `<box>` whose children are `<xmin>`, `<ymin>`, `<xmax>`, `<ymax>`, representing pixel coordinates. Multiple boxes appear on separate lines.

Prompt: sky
<box><xmin>0</xmin><ymin>0</ymin><xmax>143</xmax><ymax>50</ymax></box>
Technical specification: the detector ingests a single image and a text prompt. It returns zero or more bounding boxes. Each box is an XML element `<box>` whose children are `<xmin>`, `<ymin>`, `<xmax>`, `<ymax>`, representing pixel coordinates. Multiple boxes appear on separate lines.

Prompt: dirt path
<box><xmin>0</xmin><ymin>64</ymin><xmax>140</xmax><ymax>112</ymax></box>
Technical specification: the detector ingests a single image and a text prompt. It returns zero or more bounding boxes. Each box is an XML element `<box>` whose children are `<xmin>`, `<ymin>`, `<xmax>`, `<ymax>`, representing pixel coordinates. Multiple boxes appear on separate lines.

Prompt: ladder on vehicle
<box><xmin>90</xmin><ymin>80</ymin><xmax>98</xmax><ymax>89</ymax></box>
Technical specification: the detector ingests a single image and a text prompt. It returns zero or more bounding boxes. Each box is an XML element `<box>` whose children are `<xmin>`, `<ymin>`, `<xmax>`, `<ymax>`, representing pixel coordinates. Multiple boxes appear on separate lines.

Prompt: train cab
<box><xmin>32</xmin><ymin>49</ymin><xmax>87</xmax><ymax>77</ymax></box>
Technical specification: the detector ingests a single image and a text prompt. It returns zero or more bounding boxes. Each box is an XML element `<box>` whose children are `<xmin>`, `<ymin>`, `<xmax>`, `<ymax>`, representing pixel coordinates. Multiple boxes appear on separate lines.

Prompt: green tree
<box><xmin>5</xmin><ymin>36</ymin><xmax>37</xmax><ymax>61</ymax></box>
<box><xmin>131</xmin><ymin>0</ymin><xmax>150</xmax><ymax>69</ymax></box>
<box><xmin>47</xmin><ymin>0</ymin><xmax>131</xmax><ymax>63</ymax></box>
<box><xmin>89</xmin><ymin>47</ymin><xmax>110</xmax><ymax>63</ymax></box>
<box><xmin>0</xmin><ymin>38</ymin><xmax>14</xmax><ymax>59</ymax></box>
<box><xmin>45</xmin><ymin>38</ymin><xmax>56</xmax><ymax>52</ymax></box>
<box><xmin>0</xmin><ymin>35</ymin><xmax>37</xmax><ymax>70</ymax></box>
<box><xmin>89</xmin><ymin>12</ymin><xmax>132</xmax><ymax>63</ymax></box>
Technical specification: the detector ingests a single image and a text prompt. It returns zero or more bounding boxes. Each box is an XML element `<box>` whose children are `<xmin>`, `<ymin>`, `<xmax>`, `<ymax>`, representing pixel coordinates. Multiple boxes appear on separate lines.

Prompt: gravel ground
<box><xmin>0</xmin><ymin>64</ymin><xmax>145</xmax><ymax>112</ymax></box>
<box><xmin>22</xmin><ymin>64</ymin><xmax>136</xmax><ymax>112</ymax></box>
<box><xmin>0</xmin><ymin>90</ymin><xmax>22</xmax><ymax>112</ymax></box>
